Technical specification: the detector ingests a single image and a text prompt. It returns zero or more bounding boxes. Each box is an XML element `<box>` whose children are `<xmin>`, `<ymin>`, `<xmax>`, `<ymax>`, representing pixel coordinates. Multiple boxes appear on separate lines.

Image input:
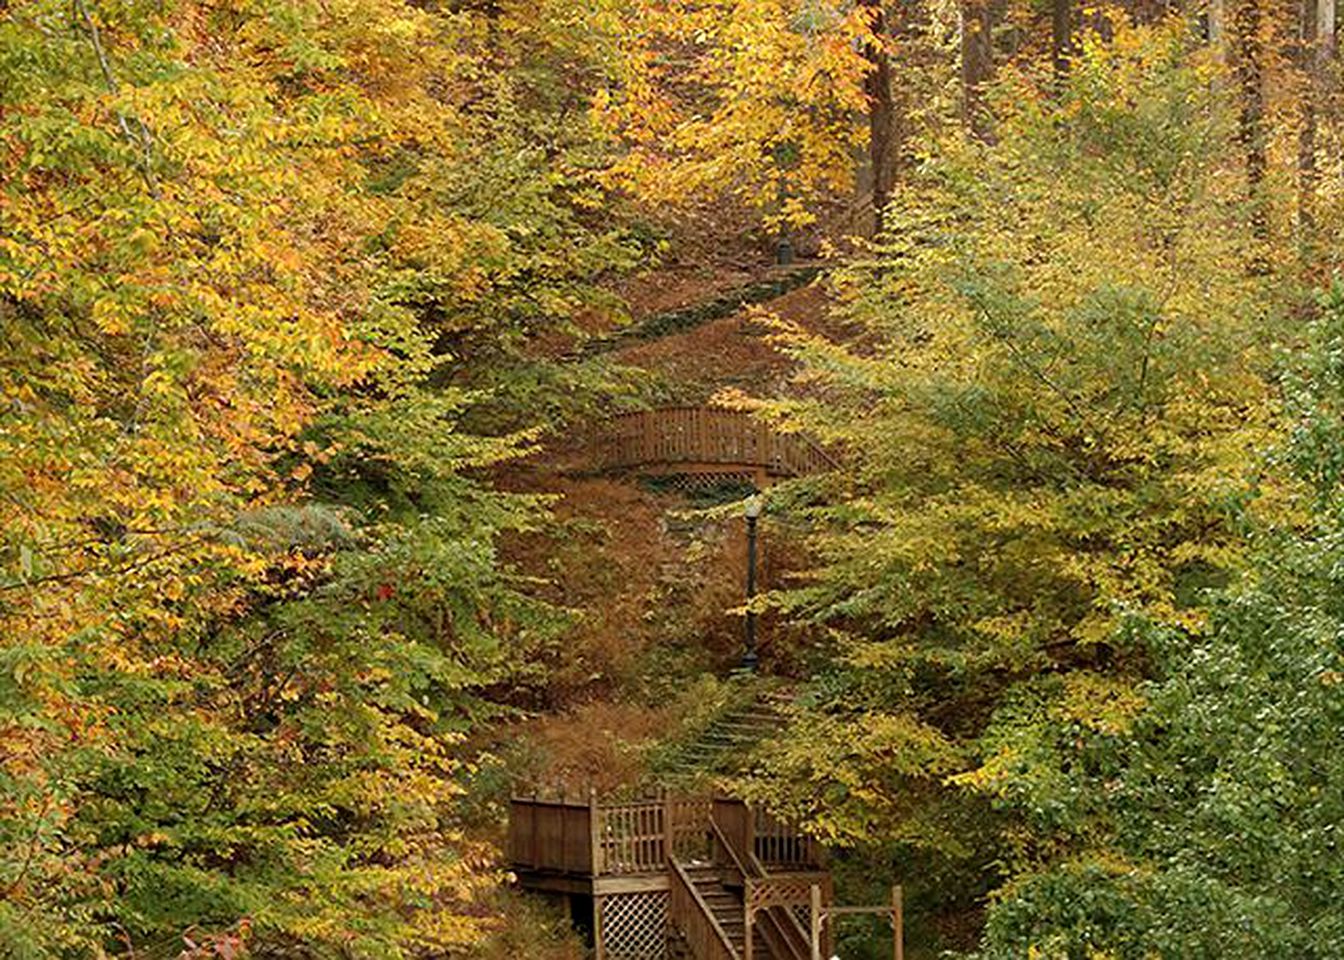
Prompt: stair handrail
<box><xmin>668</xmin><ymin>858</ymin><xmax>742</xmax><ymax>960</ymax></box>
<box><xmin>743</xmin><ymin>849</ymin><xmax>817</xmax><ymax>960</ymax></box>
<box><xmin>708</xmin><ymin>817</ymin><xmax>750</xmax><ymax>886</ymax></box>
<box><xmin>709</xmin><ymin>803</ymin><xmax>817</xmax><ymax>960</ymax></box>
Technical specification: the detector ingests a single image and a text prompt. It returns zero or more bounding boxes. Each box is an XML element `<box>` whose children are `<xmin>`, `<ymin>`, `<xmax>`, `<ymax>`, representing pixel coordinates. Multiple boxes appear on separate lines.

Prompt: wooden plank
<box><xmin>511</xmin><ymin>871</ymin><xmax>596</xmax><ymax>896</ymax></box>
<box><xmin>810</xmin><ymin>885</ymin><xmax>822</xmax><ymax>960</ymax></box>
<box><xmin>669</xmin><ymin>859</ymin><xmax>741</xmax><ymax>960</ymax></box>
<box><xmin>594</xmin><ymin>407</ymin><xmax>830</xmax><ymax>478</ymax></box>
<box><xmin>594</xmin><ymin>873</ymin><xmax>671</xmax><ymax>895</ymax></box>
<box><xmin>594</xmin><ymin>894</ymin><xmax>605</xmax><ymax>960</ymax></box>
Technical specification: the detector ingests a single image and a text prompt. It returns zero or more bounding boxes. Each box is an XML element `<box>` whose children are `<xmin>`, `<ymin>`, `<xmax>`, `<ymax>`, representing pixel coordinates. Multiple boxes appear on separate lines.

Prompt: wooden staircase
<box><xmin>507</xmin><ymin>791</ymin><xmax>830</xmax><ymax>960</ymax></box>
<box><xmin>666</xmin><ymin>799</ymin><xmax>831</xmax><ymax>960</ymax></box>
<box><xmin>680</xmin><ymin>863</ymin><xmax>768</xmax><ymax>958</ymax></box>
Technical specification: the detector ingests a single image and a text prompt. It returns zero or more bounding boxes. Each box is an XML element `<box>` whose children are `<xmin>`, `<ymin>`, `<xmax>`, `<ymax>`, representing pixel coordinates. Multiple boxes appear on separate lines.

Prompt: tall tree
<box><xmin>1297</xmin><ymin>0</ymin><xmax>1335</xmax><ymax>244</ymax></box>
<box><xmin>595</xmin><ymin>0</ymin><xmax>875</xmax><ymax>231</ymax></box>
<box><xmin>978</xmin><ymin>285</ymin><xmax>1344</xmax><ymax>960</ymax></box>
<box><xmin>1052</xmin><ymin>0</ymin><xmax>1074</xmax><ymax>80</ymax></box>
<box><xmin>0</xmin><ymin>0</ymin><xmax>637</xmax><ymax>951</ymax></box>
<box><xmin>860</xmin><ymin>0</ymin><xmax>899</xmax><ymax>232</ymax></box>
<box><xmin>962</xmin><ymin>0</ymin><xmax>996</xmax><ymax>138</ymax></box>
<box><xmin>727</xmin><ymin>8</ymin><xmax>1291</xmax><ymax>918</ymax></box>
<box><xmin>1231</xmin><ymin>0</ymin><xmax>1271</xmax><ymax>248</ymax></box>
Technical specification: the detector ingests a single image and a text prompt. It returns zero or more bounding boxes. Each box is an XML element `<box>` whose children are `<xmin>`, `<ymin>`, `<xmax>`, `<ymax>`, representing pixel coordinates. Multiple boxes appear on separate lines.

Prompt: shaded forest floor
<box><xmin>492</xmin><ymin>263</ymin><xmax>834</xmax><ymax>781</ymax></box>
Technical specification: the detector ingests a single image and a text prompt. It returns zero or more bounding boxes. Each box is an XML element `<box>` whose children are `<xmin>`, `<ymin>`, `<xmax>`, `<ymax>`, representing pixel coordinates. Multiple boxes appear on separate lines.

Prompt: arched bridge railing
<box><xmin>592</xmin><ymin>407</ymin><xmax>833</xmax><ymax>479</ymax></box>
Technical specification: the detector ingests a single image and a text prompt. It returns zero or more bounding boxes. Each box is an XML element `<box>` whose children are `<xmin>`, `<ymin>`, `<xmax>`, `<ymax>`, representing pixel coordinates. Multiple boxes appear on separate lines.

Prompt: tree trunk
<box><xmin>1231</xmin><ymin>0</ymin><xmax>1269</xmax><ymax>256</ymax></box>
<box><xmin>1052</xmin><ymin>0</ymin><xmax>1073</xmax><ymax>82</ymax></box>
<box><xmin>1298</xmin><ymin>0</ymin><xmax>1336</xmax><ymax>246</ymax></box>
<box><xmin>860</xmin><ymin>0</ymin><xmax>897</xmax><ymax>234</ymax></box>
<box><xmin>1299</xmin><ymin>0</ymin><xmax>1320</xmax><ymax>237</ymax></box>
<box><xmin>961</xmin><ymin>0</ymin><xmax>993</xmax><ymax>139</ymax></box>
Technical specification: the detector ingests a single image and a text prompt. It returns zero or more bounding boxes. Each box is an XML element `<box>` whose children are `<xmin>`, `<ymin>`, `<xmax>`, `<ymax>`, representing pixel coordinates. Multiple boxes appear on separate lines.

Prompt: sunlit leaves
<box><xmin>1</xmin><ymin>0</ymin><xmax>623</xmax><ymax>953</ymax></box>
<box><xmin>591</xmin><ymin>0</ymin><xmax>873</xmax><ymax>227</ymax></box>
<box><xmin>729</xmin><ymin>14</ymin><xmax>1294</xmax><ymax>893</ymax></box>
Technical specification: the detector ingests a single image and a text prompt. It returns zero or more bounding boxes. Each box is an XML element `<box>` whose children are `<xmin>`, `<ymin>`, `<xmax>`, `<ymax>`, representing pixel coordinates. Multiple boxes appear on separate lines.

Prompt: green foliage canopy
<box><xmin>977</xmin><ymin>286</ymin><xmax>1344</xmax><ymax>959</ymax></box>
<box><xmin>731</xmin><ymin>16</ymin><xmax>1293</xmax><ymax>882</ymax></box>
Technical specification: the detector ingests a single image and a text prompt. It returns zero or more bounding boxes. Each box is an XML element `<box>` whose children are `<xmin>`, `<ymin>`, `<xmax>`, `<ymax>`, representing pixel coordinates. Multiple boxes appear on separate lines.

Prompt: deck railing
<box><xmin>508</xmin><ymin>793</ymin><xmax>716</xmax><ymax>878</ymax></box>
<box><xmin>509</xmin><ymin>794</ymin><xmax>817</xmax><ymax>879</ymax></box>
<box><xmin>709</xmin><ymin>798</ymin><xmax>829</xmax><ymax>960</ymax></box>
<box><xmin>592</xmin><ymin>408</ymin><xmax>833</xmax><ymax>477</ymax></box>
<box><xmin>709</xmin><ymin>798</ymin><xmax>823</xmax><ymax>872</ymax></box>
<box><xmin>507</xmin><ymin>795</ymin><xmax>594</xmax><ymax>876</ymax></box>
<box><xmin>594</xmin><ymin>796</ymin><xmax>713</xmax><ymax>874</ymax></box>
<box><xmin>753</xmin><ymin>806</ymin><xmax>822</xmax><ymax>870</ymax></box>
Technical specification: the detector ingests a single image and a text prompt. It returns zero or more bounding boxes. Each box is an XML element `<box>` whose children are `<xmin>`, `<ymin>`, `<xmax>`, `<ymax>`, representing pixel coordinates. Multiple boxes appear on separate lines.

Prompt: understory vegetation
<box><xmin>3</xmin><ymin>0</ymin><xmax>1343</xmax><ymax>957</ymax></box>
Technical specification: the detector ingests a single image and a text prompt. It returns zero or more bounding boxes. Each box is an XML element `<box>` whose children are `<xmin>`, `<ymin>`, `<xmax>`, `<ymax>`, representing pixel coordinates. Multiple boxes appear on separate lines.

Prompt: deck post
<box><xmin>594</xmin><ymin>894</ymin><xmax>605</xmax><ymax>960</ymax></box>
<box><xmin>530</xmin><ymin>790</ymin><xmax>538</xmax><ymax>874</ymax></box>
<box><xmin>558</xmin><ymin>786</ymin><xmax>567</xmax><ymax>872</ymax></box>
<box><xmin>588</xmin><ymin>787</ymin><xmax>601</xmax><ymax>876</ymax></box>
<box><xmin>810</xmin><ymin>884</ymin><xmax>822</xmax><ymax>960</ymax></box>
<box><xmin>744</xmin><ymin>903</ymin><xmax>753</xmax><ymax>960</ymax></box>
<box><xmin>662</xmin><ymin>790</ymin><xmax>675</xmax><ymax>864</ymax></box>
<box><xmin>892</xmin><ymin>885</ymin><xmax>904</xmax><ymax>960</ymax></box>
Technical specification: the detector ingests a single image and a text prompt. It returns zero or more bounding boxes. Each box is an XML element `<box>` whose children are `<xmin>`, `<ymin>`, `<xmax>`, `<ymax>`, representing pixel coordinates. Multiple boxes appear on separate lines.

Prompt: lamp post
<box><xmin>743</xmin><ymin>493</ymin><xmax>763</xmax><ymax>673</ymax></box>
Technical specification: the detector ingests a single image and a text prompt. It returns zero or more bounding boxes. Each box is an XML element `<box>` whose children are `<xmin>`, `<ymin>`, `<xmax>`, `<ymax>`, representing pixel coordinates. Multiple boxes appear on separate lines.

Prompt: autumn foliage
<box><xmin>5</xmin><ymin>0</ymin><xmax>1344</xmax><ymax>957</ymax></box>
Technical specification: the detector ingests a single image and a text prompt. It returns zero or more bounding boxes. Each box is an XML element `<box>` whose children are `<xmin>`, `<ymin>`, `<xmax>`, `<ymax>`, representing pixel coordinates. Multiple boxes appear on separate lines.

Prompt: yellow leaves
<box><xmin>1051</xmin><ymin>673</ymin><xmax>1146</xmax><ymax>736</ymax></box>
<box><xmin>91</xmin><ymin>297</ymin><xmax>131</xmax><ymax>335</ymax></box>
<box><xmin>597</xmin><ymin>0</ymin><xmax>871</xmax><ymax>222</ymax></box>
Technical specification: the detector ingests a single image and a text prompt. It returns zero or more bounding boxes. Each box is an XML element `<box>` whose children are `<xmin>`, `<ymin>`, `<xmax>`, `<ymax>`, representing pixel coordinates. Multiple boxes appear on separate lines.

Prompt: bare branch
<box><xmin>71</xmin><ymin>0</ymin><xmax>160</xmax><ymax>198</ymax></box>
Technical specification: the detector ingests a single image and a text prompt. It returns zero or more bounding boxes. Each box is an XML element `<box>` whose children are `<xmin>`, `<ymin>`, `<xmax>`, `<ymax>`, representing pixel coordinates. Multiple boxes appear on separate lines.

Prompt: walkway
<box><xmin>591</xmin><ymin>408</ymin><xmax>833</xmax><ymax>487</ymax></box>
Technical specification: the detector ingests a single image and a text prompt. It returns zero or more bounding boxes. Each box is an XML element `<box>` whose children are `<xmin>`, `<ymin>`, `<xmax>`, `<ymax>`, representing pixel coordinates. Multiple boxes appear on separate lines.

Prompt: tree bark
<box><xmin>1299</xmin><ymin>0</ymin><xmax>1320</xmax><ymax>237</ymax></box>
<box><xmin>1298</xmin><ymin>0</ymin><xmax>1335</xmax><ymax>243</ymax></box>
<box><xmin>1231</xmin><ymin>0</ymin><xmax>1269</xmax><ymax>256</ymax></box>
<box><xmin>1052</xmin><ymin>0</ymin><xmax>1073</xmax><ymax>82</ymax></box>
<box><xmin>1208</xmin><ymin>0</ymin><xmax>1225</xmax><ymax>46</ymax></box>
<box><xmin>961</xmin><ymin>0</ymin><xmax>994</xmax><ymax>140</ymax></box>
<box><xmin>860</xmin><ymin>0</ymin><xmax>897</xmax><ymax>234</ymax></box>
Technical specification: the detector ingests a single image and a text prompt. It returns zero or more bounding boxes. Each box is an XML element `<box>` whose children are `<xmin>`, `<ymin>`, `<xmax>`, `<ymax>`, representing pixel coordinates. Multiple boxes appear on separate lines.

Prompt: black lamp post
<box><xmin>743</xmin><ymin>492</ymin><xmax>763</xmax><ymax>673</ymax></box>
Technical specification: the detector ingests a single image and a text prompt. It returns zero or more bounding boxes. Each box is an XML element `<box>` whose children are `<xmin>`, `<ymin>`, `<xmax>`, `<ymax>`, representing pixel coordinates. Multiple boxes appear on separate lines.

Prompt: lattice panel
<box><xmin>748</xmin><ymin>875</ymin><xmax>820</xmax><ymax>912</ymax></box>
<box><xmin>600</xmin><ymin>891</ymin><xmax>669</xmax><ymax>960</ymax></box>
<box><xmin>644</xmin><ymin>471</ymin><xmax>760</xmax><ymax>491</ymax></box>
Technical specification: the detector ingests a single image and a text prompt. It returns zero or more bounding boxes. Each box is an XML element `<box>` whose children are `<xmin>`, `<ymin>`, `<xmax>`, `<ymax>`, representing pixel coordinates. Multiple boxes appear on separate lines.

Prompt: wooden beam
<box><xmin>893</xmin><ymin>885</ymin><xmax>904</xmax><ymax>960</ymax></box>
<box><xmin>594</xmin><ymin>894</ymin><xmax>605</xmax><ymax>960</ymax></box>
<box><xmin>810</xmin><ymin>884</ymin><xmax>822</xmax><ymax>960</ymax></box>
<box><xmin>589</xmin><ymin>787</ymin><xmax>601</xmax><ymax>877</ymax></box>
<box><xmin>593</xmin><ymin>874</ymin><xmax>670</xmax><ymax>896</ymax></box>
<box><xmin>512</xmin><ymin>871</ymin><xmax>595</xmax><ymax>896</ymax></box>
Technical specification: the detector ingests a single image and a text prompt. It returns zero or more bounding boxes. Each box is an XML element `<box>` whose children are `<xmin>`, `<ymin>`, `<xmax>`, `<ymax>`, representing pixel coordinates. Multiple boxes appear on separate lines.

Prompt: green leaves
<box><xmin>724</xmin><ymin>16</ymin><xmax>1300</xmax><ymax>943</ymax></box>
<box><xmin>974</xmin><ymin>291</ymin><xmax>1344</xmax><ymax>959</ymax></box>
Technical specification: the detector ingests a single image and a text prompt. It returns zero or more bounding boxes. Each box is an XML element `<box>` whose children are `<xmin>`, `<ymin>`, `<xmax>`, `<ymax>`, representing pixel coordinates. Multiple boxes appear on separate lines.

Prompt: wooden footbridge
<box><xmin>591</xmin><ymin>408</ymin><xmax>833</xmax><ymax>488</ymax></box>
<box><xmin>509</xmin><ymin>792</ymin><xmax>837</xmax><ymax>960</ymax></box>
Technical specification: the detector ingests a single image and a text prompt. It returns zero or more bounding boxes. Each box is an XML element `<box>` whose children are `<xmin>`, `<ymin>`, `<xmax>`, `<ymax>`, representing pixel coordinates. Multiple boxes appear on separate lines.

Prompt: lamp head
<box><xmin>743</xmin><ymin>493</ymin><xmax>764</xmax><ymax>519</ymax></box>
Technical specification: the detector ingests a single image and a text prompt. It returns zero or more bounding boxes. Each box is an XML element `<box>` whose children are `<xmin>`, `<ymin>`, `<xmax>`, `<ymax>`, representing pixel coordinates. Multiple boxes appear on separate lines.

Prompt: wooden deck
<box><xmin>509</xmin><ymin>792</ymin><xmax>832</xmax><ymax>959</ymax></box>
<box><xmin>509</xmin><ymin>793</ymin><xmax>718</xmax><ymax>895</ymax></box>
<box><xmin>591</xmin><ymin>408</ymin><xmax>833</xmax><ymax>485</ymax></box>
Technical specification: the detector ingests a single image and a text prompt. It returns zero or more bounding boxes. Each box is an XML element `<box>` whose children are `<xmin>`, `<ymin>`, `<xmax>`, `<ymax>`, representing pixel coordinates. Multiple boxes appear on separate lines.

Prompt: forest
<box><xmin>3</xmin><ymin>0</ymin><xmax>1343</xmax><ymax>957</ymax></box>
